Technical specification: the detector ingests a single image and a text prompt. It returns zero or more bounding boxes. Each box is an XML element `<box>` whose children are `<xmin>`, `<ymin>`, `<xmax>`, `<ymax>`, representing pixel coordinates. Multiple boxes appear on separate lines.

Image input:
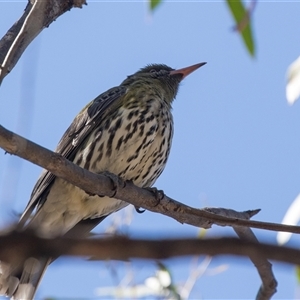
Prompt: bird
<box><xmin>0</xmin><ymin>62</ymin><xmax>206</xmax><ymax>299</ymax></box>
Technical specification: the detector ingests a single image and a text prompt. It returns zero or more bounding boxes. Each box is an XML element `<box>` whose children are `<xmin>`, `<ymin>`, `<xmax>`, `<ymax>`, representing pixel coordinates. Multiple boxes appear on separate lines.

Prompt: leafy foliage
<box><xmin>226</xmin><ymin>0</ymin><xmax>255</xmax><ymax>56</ymax></box>
<box><xmin>150</xmin><ymin>0</ymin><xmax>162</xmax><ymax>11</ymax></box>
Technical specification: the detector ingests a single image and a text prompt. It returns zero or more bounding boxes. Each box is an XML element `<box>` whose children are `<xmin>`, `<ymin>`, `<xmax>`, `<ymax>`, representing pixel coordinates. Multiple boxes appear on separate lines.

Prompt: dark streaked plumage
<box><xmin>0</xmin><ymin>62</ymin><xmax>206</xmax><ymax>299</ymax></box>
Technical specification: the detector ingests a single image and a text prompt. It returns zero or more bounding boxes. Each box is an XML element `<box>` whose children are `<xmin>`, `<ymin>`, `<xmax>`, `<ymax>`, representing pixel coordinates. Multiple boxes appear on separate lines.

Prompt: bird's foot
<box><xmin>134</xmin><ymin>187</ymin><xmax>164</xmax><ymax>213</ymax></box>
<box><xmin>145</xmin><ymin>187</ymin><xmax>164</xmax><ymax>207</ymax></box>
<box><xmin>101</xmin><ymin>171</ymin><xmax>125</xmax><ymax>198</ymax></box>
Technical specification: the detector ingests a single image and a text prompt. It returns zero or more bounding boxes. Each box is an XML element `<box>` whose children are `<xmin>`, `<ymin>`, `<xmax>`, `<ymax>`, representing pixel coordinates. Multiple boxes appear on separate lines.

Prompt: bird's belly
<box><xmin>32</xmin><ymin>179</ymin><xmax>128</xmax><ymax>236</ymax></box>
<box><xmin>100</xmin><ymin>136</ymin><xmax>165</xmax><ymax>187</ymax></box>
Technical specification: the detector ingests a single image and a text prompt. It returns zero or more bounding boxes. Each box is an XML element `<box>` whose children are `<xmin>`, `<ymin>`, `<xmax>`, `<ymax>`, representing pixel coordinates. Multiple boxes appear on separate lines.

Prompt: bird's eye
<box><xmin>149</xmin><ymin>69</ymin><xmax>157</xmax><ymax>73</ymax></box>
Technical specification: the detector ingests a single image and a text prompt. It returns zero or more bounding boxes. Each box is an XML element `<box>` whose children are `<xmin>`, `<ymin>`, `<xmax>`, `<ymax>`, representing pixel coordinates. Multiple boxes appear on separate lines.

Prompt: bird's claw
<box><xmin>133</xmin><ymin>186</ymin><xmax>164</xmax><ymax>213</ymax></box>
<box><xmin>101</xmin><ymin>171</ymin><xmax>125</xmax><ymax>198</ymax></box>
<box><xmin>145</xmin><ymin>187</ymin><xmax>164</xmax><ymax>206</ymax></box>
<box><xmin>135</xmin><ymin>206</ymin><xmax>145</xmax><ymax>213</ymax></box>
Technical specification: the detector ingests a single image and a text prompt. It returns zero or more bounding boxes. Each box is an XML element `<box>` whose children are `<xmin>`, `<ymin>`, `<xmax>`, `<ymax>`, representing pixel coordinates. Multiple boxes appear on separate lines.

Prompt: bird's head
<box><xmin>122</xmin><ymin>62</ymin><xmax>206</xmax><ymax>104</ymax></box>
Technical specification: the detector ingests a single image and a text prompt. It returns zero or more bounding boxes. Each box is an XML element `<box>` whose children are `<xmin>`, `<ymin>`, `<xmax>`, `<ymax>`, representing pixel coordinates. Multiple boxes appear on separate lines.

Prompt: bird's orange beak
<box><xmin>170</xmin><ymin>62</ymin><xmax>206</xmax><ymax>80</ymax></box>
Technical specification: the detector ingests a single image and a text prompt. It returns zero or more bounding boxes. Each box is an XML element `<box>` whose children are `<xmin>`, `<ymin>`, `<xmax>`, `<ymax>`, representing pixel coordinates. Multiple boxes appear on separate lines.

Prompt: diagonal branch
<box><xmin>234</xmin><ymin>226</ymin><xmax>277</xmax><ymax>300</ymax></box>
<box><xmin>0</xmin><ymin>0</ymin><xmax>86</xmax><ymax>84</ymax></box>
<box><xmin>0</xmin><ymin>124</ymin><xmax>299</xmax><ymax>234</ymax></box>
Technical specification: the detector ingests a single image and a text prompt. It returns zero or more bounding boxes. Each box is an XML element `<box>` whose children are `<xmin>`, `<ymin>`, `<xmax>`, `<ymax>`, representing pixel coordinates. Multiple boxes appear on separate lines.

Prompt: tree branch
<box><xmin>234</xmin><ymin>226</ymin><xmax>277</xmax><ymax>299</ymax></box>
<box><xmin>0</xmin><ymin>230</ymin><xmax>299</xmax><ymax>267</ymax></box>
<box><xmin>0</xmin><ymin>0</ymin><xmax>86</xmax><ymax>84</ymax></box>
<box><xmin>0</xmin><ymin>124</ymin><xmax>299</xmax><ymax>235</ymax></box>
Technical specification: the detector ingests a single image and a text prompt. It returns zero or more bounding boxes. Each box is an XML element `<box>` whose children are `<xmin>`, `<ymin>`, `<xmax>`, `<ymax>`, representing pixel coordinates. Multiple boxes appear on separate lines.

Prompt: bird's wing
<box><xmin>19</xmin><ymin>85</ymin><xmax>127</xmax><ymax>226</ymax></box>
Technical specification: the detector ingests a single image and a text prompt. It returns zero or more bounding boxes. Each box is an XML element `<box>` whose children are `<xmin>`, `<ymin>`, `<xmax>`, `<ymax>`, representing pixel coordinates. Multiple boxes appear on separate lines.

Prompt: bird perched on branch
<box><xmin>0</xmin><ymin>62</ymin><xmax>206</xmax><ymax>299</ymax></box>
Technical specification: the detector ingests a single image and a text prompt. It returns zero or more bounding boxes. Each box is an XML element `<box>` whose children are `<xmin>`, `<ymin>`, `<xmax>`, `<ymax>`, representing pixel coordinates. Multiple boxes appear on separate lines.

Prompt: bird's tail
<box><xmin>0</xmin><ymin>257</ymin><xmax>50</xmax><ymax>300</ymax></box>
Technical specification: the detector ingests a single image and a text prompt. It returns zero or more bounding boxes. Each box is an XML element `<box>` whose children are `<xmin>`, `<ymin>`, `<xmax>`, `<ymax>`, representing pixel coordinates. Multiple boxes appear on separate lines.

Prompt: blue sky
<box><xmin>1</xmin><ymin>1</ymin><xmax>300</xmax><ymax>299</ymax></box>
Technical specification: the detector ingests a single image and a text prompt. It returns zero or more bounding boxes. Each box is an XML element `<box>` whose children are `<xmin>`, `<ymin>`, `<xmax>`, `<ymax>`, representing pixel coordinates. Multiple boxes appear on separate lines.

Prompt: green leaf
<box><xmin>150</xmin><ymin>0</ymin><xmax>162</xmax><ymax>11</ymax></box>
<box><xmin>226</xmin><ymin>0</ymin><xmax>255</xmax><ymax>57</ymax></box>
<box><xmin>296</xmin><ymin>266</ymin><xmax>300</xmax><ymax>284</ymax></box>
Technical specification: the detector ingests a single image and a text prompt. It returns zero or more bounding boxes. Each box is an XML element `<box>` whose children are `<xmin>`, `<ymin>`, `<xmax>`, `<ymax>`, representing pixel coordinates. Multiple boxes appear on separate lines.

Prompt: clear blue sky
<box><xmin>1</xmin><ymin>1</ymin><xmax>300</xmax><ymax>299</ymax></box>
